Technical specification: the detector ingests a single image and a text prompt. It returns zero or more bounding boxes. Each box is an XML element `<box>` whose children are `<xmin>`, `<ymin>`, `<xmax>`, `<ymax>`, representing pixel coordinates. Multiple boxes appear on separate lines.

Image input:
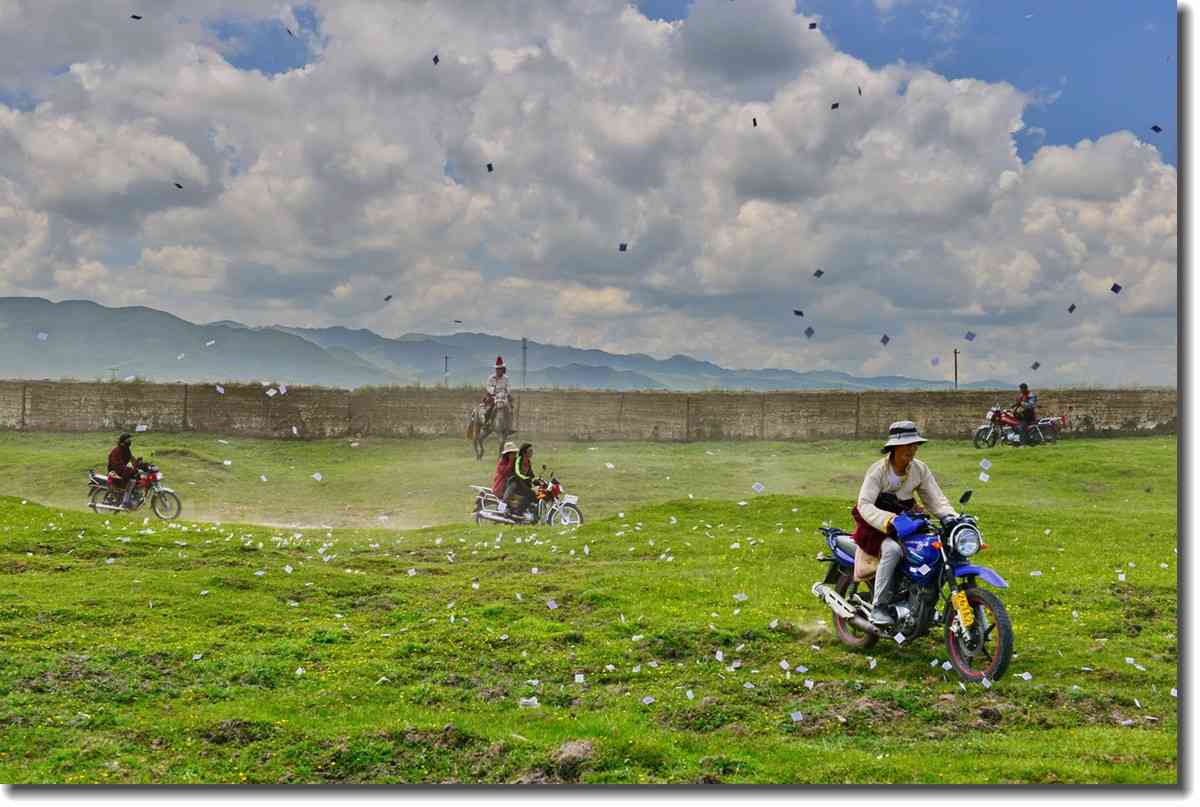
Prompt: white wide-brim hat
<box><xmin>501</xmin><ymin>441</ymin><xmax>518</xmax><ymax>454</ymax></box>
<box><xmin>882</xmin><ymin>420</ymin><xmax>928</xmax><ymax>452</ymax></box>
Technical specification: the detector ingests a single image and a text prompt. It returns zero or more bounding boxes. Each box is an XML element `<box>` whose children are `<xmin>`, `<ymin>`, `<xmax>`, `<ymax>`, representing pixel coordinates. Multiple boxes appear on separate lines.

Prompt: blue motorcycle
<box><xmin>812</xmin><ymin>490</ymin><xmax>1014</xmax><ymax>682</ymax></box>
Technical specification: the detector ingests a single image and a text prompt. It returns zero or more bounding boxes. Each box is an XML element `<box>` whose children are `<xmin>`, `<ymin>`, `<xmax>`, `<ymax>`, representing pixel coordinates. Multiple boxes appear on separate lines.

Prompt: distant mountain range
<box><xmin>0</xmin><ymin>297</ymin><xmax>1013</xmax><ymax>391</ymax></box>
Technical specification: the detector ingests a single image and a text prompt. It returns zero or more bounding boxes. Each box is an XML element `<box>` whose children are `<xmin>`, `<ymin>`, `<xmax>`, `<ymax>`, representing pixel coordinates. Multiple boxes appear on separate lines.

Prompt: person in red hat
<box><xmin>483</xmin><ymin>356</ymin><xmax>510</xmax><ymax>429</ymax></box>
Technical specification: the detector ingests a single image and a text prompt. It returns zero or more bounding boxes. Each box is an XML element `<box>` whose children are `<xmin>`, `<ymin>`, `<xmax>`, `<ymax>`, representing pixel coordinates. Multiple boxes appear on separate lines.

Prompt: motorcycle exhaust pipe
<box><xmin>811</xmin><ymin>582</ymin><xmax>857</xmax><ymax>619</ymax></box>
<box><xmin>91</xmin><ymin>503</ymin><xmax>126</xmax><ymax>512</ymax></box>
<box><xmin>811</xmin><ymin>583</ymin><xmax>881</xmax><ymax>635</ymax></box>
<box><xmin>474</xmin><ymin>511</ymin><xmax>512</xmax><ymax>524</ymax></box>
<box><xmin>850</xmin><ymin>616</ymin><xmax>880</xmax><ymax>636</ymax></box>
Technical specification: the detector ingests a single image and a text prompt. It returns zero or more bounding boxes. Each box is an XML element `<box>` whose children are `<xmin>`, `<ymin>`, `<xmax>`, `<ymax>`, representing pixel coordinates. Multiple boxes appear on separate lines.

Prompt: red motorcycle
<box><xmin>87</xmin><ymin>460</ymin><xmax>182</xmax><ymax>520</ymax></box>
<box><xmin>973</xmin><ymin>404</ymin><xmax>1067</xmax><ymax>448</ymax></box>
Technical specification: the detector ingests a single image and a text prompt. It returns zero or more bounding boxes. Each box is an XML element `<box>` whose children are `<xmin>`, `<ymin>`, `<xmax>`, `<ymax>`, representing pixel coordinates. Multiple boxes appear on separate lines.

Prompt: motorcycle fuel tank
<box><xmin>902</xmin><ymin>532</ymin><xmax>942</xmax><ymax>584</ymax></box>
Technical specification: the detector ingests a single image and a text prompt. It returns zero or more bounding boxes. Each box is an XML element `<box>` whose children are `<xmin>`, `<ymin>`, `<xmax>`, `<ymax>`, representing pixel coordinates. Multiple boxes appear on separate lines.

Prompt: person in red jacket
<box><xmin>107</xmin><ymin>432</ymin><xmax>141</xmax><ymax>508</ymax></box>
<box><xmin>492</xmin><ymin>441</ymin><xmax>518</xmax><ymax>502</ymax></box>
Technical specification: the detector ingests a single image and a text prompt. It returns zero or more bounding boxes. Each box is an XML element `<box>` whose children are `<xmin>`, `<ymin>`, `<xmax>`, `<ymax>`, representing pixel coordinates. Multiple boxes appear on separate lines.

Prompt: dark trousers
<box><xmin>504</xmin><ymin>477</ymin><xmax>533</xmax><ymax>514</ymax></box>
<box><xmin>111</xmin><ymin>467</ymin><xmax>136</xmax><ymax>505</ymax></box>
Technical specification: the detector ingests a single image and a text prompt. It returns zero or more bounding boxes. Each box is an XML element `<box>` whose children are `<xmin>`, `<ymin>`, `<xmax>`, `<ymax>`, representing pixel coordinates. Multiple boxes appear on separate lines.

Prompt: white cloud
<box><xmin>0</xmin><ymin>0</ymin><xmax>1177</xmax><ymax>386</ymax></box>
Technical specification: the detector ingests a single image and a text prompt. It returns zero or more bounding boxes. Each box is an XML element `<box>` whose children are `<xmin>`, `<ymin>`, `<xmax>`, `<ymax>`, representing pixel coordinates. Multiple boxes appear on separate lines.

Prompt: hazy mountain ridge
<box><xmin>1</xmin><ymin>297</ymin><xmax>1013</xmax><ymax>391</ymax></box>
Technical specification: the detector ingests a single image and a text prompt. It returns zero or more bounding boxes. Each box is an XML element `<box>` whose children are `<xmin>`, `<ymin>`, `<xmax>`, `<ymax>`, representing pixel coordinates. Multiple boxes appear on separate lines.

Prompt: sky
<box><xmin>0</xmin><ymin>0</ymin><xmax>1179</xmax><ymax>386</ymax></box>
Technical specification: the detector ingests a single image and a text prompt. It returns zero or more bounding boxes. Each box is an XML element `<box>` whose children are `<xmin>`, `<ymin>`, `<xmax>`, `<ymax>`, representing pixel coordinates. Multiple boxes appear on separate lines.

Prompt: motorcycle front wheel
<box><xmin>151</xmin><ymin>490</ymin><xmax>182</xmax><ymax>520</ymax></box>
<box><xmin>549</xmin><ymin>503</ymin><xmax>583</xmax><ymax>527</ymax></box>
<box><xmin>833</xmin><ymin>573</ymin><xmax>879</xmax><ymax>650</ymax></box>
<box><xmin>944</xmin><ymin>587</ymin><xmax>1013</xmax><ymax>682</ymax></box>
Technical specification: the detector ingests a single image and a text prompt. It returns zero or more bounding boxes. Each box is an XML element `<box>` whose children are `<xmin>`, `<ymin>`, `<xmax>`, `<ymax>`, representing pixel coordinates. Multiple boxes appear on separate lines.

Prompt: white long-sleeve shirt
<box><xmin>856</xmin><ymin>456</ymin><xmax>957</xmax><ymax>533</ymax></box>
<box><xmin>486</xmin><ymin>373</ymin><xmax>510</xmax><ymax>403</ymax></box>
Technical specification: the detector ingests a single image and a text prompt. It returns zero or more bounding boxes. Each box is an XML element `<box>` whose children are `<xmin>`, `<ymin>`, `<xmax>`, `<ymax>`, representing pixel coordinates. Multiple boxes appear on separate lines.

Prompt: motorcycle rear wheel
<box><xmin>833</xmin><ymin>573</ymin><xmax>879</xmax><ymax>650</ymax></box>
<box><xmin>151</xmin><ymin>490</ymin><xmax>181</xmax><ymax>520</ymax></box>
<box><xmin>944</xmin><ymin>586</ymin><xmax>1013</xmax><ymax>682</ymax></box>
<box><xmin>89</xmin><ymin>487</ymin><xmax>116</xmax><ymax>512</ymax></box>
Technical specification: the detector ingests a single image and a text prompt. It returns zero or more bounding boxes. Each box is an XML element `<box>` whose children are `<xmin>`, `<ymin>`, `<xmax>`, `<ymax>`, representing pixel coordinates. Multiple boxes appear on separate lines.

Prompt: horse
<box><xmin>466</xmin><ymin>398</ymin><xmax>514</xmax><ymax>460</ymax></box>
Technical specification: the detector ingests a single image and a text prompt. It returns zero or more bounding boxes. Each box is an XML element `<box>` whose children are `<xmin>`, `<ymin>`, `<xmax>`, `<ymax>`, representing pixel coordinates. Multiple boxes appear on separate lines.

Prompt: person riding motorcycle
<box><xmin>1013</xmin><ymin>382</ymin><xmax>1038</xmax><ymax>442</ymax></box>
<box><xmin>107</xmin><ymin>432</ymin><xmax>142</xmax><ymax>508</ymax></box>
<box><xmin>851</xmin><ymin>421</ymin><xmax>958</xmax><ymax>626</ymax></box>
<box><xmin>483</xmin><ymin>356</ymin><xmax>510</xmax><ymax>429</ymax></box>
<box><xmin>492</xmin><ymin>441</ymin><xmax>519</xmax><ymax>501</ymax></box>
<box><xmin>503</xmin><ymin>442</ymin><xmax>536</xmax><ymax>518</ymax></box>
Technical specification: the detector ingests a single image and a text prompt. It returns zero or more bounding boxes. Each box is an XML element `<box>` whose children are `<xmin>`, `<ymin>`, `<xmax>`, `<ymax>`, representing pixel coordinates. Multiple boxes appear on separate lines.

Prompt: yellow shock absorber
<box><xmin>951</xmin><ymin>590</ymin><xmax>975</xmax><ymax>628</ymax></box>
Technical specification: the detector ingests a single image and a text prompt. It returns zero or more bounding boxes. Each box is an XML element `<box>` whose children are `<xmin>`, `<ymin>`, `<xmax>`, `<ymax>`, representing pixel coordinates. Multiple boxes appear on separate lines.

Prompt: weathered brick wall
<box><xmin>350</xmin><ymin>388</ymin><xmax>480</xmax><ymax>437</ymax></box>
<box><xmin>689</xmin><ymin>393</ymin><xmax>765</xmax><ymax>440</ymax></box>
<box><xmin>764</xmin><ymin>391</ymin><xmax>859</xmax><ymax>440</ymax></box>
<box><xmin>513</xmin><ymin>391</ymin><xmax>688</xmax><ymax>441</ymax></box>
<box><xmin>187</xmin><ymin>383</ymin><xmax>352</xmax><ymax>438</ymax></box>
<box><xmin>21</xmin><ymin>381</ymin><xmax>187</xmax><ymax>433</ymax></box>
<box><xmin>0</xmin><ymin>381</ymin><xmax>24</xmax><ymax>430</ymax></box>
<box><xmin>0</xmin><ymin>380</ymin><xmax>1176</xmax><ymax>440</ymax></box>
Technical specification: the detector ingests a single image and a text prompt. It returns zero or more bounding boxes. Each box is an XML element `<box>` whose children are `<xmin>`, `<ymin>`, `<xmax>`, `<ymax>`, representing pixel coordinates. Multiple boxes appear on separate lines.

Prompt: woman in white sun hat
<box><xmin>850</xmin><ymin>420</ymin><xmax>958</xmax><ymax>626</ymax></box>
<box><xmin>491</xmin><ymin>441</ymin><xmax>519</xmax><ymax>501</ymax></box>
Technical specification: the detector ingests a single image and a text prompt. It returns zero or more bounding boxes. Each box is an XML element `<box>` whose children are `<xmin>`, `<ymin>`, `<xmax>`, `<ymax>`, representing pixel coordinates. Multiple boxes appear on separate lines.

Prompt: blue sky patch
<box><xmin>634</xmin><ymin>0</ymin><xmax>1176</xmax><ymax>166</ymax></box>
<box><xmin>205</xmin><ymin>5</ymin><xmax>320</xmax><ymax>76</ymax></box>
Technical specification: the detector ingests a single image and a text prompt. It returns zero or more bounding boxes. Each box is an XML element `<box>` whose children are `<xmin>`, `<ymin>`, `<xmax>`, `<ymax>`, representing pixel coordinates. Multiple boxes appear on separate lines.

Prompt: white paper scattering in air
<box><xmin>312</xmin><ymin>472</ymin><xmax>322</xmax><ymax>481</ymax></box>
<box><xmin>979</xmin><ymin>458</ymin><xmax>992</xmax><ymax>471</ymax></box>
<box><xmin>751</xmin><ymin>482</ymin><xmax>765</xmax><ymax>494</ymax></box>
<box><xmin>215</xmin><ymin>385</ymin><xmax>224</xmax><ymax>394</ymax></box>
<box><xmin>978</xmin><ymin>471</ymin><xmax>990</xmax><ymax>483</ymax></box>
<box><xmin>605</xmin><ymin>463</ymin><xmax>615</xmax><ymax>470</ymax></box>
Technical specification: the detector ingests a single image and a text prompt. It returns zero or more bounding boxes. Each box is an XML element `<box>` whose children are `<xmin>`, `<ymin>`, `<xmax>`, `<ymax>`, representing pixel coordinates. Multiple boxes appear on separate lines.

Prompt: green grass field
<box><xmin>0</xmin><ymin>432</ymin><xmax>1178</xmax><ymax>783</ymax></box>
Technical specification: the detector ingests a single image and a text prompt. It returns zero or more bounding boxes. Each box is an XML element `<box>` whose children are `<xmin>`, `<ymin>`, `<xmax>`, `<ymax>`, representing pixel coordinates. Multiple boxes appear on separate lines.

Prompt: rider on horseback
<box><xmin>484</xmin><ymin>356</ymin><xmax>510</xmax><ymax>429</ymax></box>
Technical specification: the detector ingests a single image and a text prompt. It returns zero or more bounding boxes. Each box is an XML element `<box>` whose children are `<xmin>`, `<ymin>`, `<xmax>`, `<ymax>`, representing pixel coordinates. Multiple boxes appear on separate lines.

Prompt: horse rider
<box><xmin>483</xmin><ymin>356</ymin><xmax>510</xmax><ymax>429</ymax></box>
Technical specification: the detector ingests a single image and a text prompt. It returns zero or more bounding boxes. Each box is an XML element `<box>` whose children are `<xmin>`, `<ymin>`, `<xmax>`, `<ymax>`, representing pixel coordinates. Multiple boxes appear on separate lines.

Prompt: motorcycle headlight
<box><xmin>951</xmin><ymin>524</ymin><xmax>981</xmax><ymax>557</ymax></box>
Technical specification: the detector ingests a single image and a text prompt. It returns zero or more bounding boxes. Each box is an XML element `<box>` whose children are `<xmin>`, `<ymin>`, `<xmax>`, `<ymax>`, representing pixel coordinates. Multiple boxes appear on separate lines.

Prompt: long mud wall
<box><xmin>0</xmin><ymin>381</ymin><xmax>1176</xmax><ymax>441</ymax></box>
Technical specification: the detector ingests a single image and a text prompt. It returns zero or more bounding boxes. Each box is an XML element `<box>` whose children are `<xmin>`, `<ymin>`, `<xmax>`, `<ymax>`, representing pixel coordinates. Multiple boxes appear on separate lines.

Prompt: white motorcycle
<box><xmin>471</xmin><ymin>468</ymin><xmax>584</xmax><ymax>526</ymax></box>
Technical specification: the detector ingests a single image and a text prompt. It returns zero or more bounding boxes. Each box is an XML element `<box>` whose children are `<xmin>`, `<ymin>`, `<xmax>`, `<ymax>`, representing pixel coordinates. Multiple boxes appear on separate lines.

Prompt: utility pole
<box><xmin>443</xmin><ymin>355</ymin><xmax>451</xmax><ymax>387</ymax></box>
<box><xmin>953</xmin><ymin>348</ymin><xmax>959</xmax><ymax>390</ymax></box>
<box><xmin>521</xmin><ymin>337</ymin><xmax>528</xmax><ymax>389</ymax></box>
